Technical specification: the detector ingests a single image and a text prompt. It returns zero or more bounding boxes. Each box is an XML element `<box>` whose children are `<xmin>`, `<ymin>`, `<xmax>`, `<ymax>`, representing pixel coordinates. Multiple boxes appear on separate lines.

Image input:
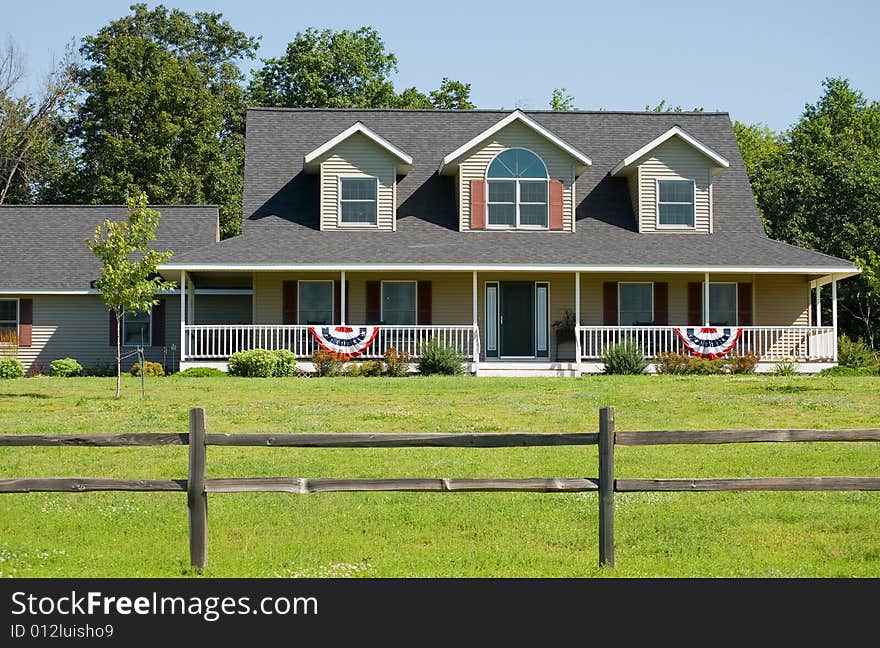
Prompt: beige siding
<box><xmin>318</xmin><ymin>132</ymin><xmax>396</xmax><ymax>231</ymax></box>
<box><xmin>193</xmin><ymin>295</ymin><xmax>252</xmax><ymax>325</ymax></box>
<box><xmin>754</xmin><ymin>274</ymin><xmax>810</xmax><ymax>326</ymax></box>
<box><xmin>627</xmin><ymin>171</ymin><xmax>640</xmax><ymax>216</ymax></box>
<box><xmin>458</xmin><ymin>122</ymin><xmax>577</xmax><ymax>232</ymax></box>
<box><xmin>14</xmin><ymin>295</ymin><xmax>181</xmax><ymax>373</ymax></box>
<box><xmin>637</xmin><ymin>138</ymin><xmax>712</xmax><ymax>233</ymax></box>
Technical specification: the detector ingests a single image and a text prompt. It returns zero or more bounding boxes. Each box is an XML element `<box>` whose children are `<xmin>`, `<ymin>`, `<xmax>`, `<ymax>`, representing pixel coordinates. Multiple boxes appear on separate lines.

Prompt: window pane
<box><xmin>709</xmin><ymin>284</ymin><xmax>737</xmax><ymax>326</ymax></box>
<box><xmin>123</xmin><ymin>311</ymin><xmax>151</xmax><ymax>346</ymax></box>
<box><xmin>659</xmin><ymin>180</ymin><xmax>693</xmax><ymax>203</ymax></box>
<box><xmin>487</xmin><ymin>149</ymin><xmax>547</xmax><ymax>178</ymax></box>
<box><xmin>487</xmin><ymin>180</ymin><xmax>515</xmax><ymax>202</ymax></box>
<box><xmin>659</xmin><ymin>203</ymin><xmax>694</xmax><ymax>226</ymax></box>
<box><xmin>341</xmin><ymin>178</ymin><xmax>376</xmax><ymax>200</ymax></box>
<box><xmin>519</xmin><ymin>180</ymin><xmax>547</xmax><ymax>203</ymax></box>
<box><xmin>382</xmin><ymin>282</ymin><xmax>416</xmax><ymax>325</ymax></box>
<box><xmin>487</xmin><ymin>204</ymin><xmax>515</xmax><ymax>226</ymax></box>
<box><xmin>299</xmin><ymin>282</ymin><xmax>333</xmax><ymax>325</ymax></box>
<box><xmin>520</xmin><ymin>204</ymin><xmax>548</xmax><ymax>227</ymax></box>
<box><xmin>341</xmin><ymin>201</ymin><xmax>377</xmax><ymax>224</ymax></box>
<box><xmin>619</xmin><ymin>283</ymin><xmax>653</xmax><ymax>325</ymax></box>
<box><xmin>0</xmin><ymin>301</ymin><xmax>16</xmax><ymax>323</ymax></box>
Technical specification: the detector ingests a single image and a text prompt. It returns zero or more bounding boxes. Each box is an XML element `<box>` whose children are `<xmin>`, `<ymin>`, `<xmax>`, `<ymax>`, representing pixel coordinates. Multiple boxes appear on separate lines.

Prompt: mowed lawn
<box><xmin>0</xmin><ymin>375</ymin><xmax>878</xmax><ymax>577</ymax></box>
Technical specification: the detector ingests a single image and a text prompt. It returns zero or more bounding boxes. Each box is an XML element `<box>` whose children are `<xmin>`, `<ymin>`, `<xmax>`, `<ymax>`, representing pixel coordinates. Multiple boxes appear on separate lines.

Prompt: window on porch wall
<box><xmin>619</xmin><ymin>283</ymin><xmax>653</xmax><ymax>326</ymax></box>
<box><xmin>382</xmin><ymin>282</ymin><xmax>416</xmax><ymax>325</ymax></box>
<box><xmin>709</xmin><ymin>283</ymin><xmax>737</xmax><ymax>326</ymax></box>
<box><xmin>123</xmin><ymin>310</ymin><xmax>151</xmax><ymax>347</ymax></box>
<box><xmin>299</xmin><ymin>281</ymin><xmax>333</xmax><ymax>325</ymax></box>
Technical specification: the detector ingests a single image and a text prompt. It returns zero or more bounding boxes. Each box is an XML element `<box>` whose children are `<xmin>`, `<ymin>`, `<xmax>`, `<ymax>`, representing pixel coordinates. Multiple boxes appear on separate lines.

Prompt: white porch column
<box><xmin>187</xmin><ymin>276</ymin><xmax>196</xmax><ymax>324</ymax></box>
<box><xmin>815</xmin><ymin>284</ymin><xmax>822</xmax><ymax>327</ymax></box>
<box><xmin>703</xmin><ymin>272</ymin><xmax>710</xmax><ymax>326</ymax></box>
<box><xmin>340</xmin><ymin>271</ymin><xmax>346</xmax><ymax>325</ymax></box>
<box><xmin>832</xmin><ymin>276</ymin><xmax>838</xmax><ymax>361</ymax></box>
<box><xmin>179</xmin><ymin>269</ymin><xmax>187</xmax><ymax>362</ymax></box>
<box><xmin>472</xmin><ymin>271</ymin><xmax>479</xmax><ymax>368</ymax></box>
<box><xmin>575</xmin><ymin>272</ymin><xmax>582</xmax><ymax>374</ymax></box>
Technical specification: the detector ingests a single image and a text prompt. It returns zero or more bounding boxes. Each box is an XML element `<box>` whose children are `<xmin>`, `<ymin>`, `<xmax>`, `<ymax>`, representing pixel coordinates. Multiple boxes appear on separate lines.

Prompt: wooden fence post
<box><xmin>188</xmin><ymin>407</ymin><xmax>208</xmax><ymax>571</ymax></box>
<box><xmin>598</xmin><ymin>406</ymin><xmax>615</xmax><ymax>568</ymax></box>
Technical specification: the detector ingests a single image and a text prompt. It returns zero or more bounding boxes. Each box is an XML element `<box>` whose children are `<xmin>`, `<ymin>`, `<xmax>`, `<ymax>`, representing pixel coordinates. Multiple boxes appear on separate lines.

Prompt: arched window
<box><xmin>486</xmin><ymin>148</ymin><xmax>549</xmax><ymax>228</ymax></box>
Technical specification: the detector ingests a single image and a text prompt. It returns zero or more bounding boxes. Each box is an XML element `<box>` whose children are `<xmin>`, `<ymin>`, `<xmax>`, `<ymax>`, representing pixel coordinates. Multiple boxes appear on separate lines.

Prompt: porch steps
<box><xmin>475</xmin><ymin>362</ymin><xmax>581</xmax><ymax>377</ymax></box>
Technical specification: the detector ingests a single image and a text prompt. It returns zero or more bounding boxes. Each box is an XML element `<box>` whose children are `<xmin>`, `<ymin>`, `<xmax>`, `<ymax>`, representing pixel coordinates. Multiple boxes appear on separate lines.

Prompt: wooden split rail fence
<box><xmin>1</xmin><ymin>407</ymin><xmax>878</xmax><ymax>570</ymax></box>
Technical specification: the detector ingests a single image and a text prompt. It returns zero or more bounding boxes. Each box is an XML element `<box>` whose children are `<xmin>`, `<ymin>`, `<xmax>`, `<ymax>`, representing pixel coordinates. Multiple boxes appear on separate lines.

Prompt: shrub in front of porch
<box><xmin>383</xmin><ymin>348</ymin><xmax>411</xmax><ymax>377</ymax></box>
<box><xmin>418</xmin><ymin>339</ymin><xmax>464</xmax><ymax>376</ymax></box>
<box><xmin>0</xmin><ymin>357</ymin><xmax>24</xmax><ymax>379</ymax></box>
<box><xmin>346</xmin><ymin>360</ymin><xmax>384</xmax><ymax>377</ymax></box>
<box><xmin>130</xmin><ymin>361</ymin><xmax>164</xmax><ymax>377</ymax></box>
<box><xmin>601</xmin><ymin>342</ymin><xmax>648</xmax><ymax>375</ymax></box>
<box><xmin>655</xmin><ymin>351</ymin><xmax>757</xmax><ymax>375</ymax></box>
<box><xmin>50</xmin><ymin>358</ymin><xmax>84</xmax><ymax>377</ymax></box>
<box><xmin>228</xmin><ymin>349</ymin><xmax>297</xmax><ymax>377</ymax></box>
<box><xmin>311</xmin><ymin>349</ymin><xmax>344</xmax><ymax>377</ymax></box>
<box><xmin>838</xmin><ymin>335</ymin><xmax>879</xmax><ymax>371</ymax></box>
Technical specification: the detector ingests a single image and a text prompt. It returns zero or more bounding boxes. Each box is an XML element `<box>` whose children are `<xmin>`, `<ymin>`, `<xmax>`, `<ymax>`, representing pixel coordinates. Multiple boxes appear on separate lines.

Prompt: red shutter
<box><xmin>687</xmin><ymin>282</ymin><xmax>703</xmax><ymax>326</ymax></box>
<box><xmin>417</xmin><ymin>281</ymin><xmax>432</xmax><ymax>325</ymax></box>
<box><xmin>470</xmin><ymin>179</ymin><xmax>486</xmax><ymax>229</ymax></box>
<box><xmin>603</xmin><ymin>282</ymin><xmax>618</xmax><ymax>325</ymax></box>
<box><xmin>549</xmin><ymin>179</ymin><xmax>564</xmax><ymax>231</ymax></box>
<box><xmin>654</xmin><ymin>283</ymin><xmax>668</xmax><ymax>326</ymax></box>
<box><xmin>366</xmin><ymin>281</ymin><xmax>381</xmax><ymax>323</ymax></box>
<box><xmin>333</xmin><ymin>280</ymin><xmax>341</xmax><ymax>324</ymax></box>
<box><xmin>737</xmin><ymin>282</ymin><xmax>753</xmax><ymax>326</ymax></box>
<box><xmin>282</xmin><ymin>281</ymin><xmax>298</xmax><ymax>325</ymax></box>
<box><xmin>151</xmin><ymin>299</ymin><xmax>166</xmax><ymax>347</ymax></box>
<box><xmin>18</xmin><ymin>299</ymin><xmax>32</xmax><ymax>347</ymax></box>
<box><xmin>109</xmin><ymin>310</ymin><xmax>118</xmax><ymax>346</ymax></box>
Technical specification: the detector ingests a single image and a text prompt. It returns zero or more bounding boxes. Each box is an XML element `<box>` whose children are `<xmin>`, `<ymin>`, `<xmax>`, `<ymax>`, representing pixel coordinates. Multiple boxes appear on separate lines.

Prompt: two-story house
<box><xmin>0</xmin><ymin>108</ymin><xmax>860</xmax><ymax>374</ymax></box>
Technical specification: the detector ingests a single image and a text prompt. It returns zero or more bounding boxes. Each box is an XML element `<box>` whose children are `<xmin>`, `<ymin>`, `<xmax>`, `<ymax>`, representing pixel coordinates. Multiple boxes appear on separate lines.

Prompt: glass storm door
<box><xmin>500</xmin><ymin>282</ymin><xmax>535</xmax><ymax>357</ymax></box>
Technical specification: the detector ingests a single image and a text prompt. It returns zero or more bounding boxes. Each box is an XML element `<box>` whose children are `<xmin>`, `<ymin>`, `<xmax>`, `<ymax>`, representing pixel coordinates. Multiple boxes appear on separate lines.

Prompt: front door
<box><xmin>500</xmin><ymin>282</ymin><xmax>535</xmax><ymax>357</ymax></box>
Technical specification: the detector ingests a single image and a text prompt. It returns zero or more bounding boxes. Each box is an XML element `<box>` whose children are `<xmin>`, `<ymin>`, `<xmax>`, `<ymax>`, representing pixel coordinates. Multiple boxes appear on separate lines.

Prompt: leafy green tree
<box><xmin>645</xmin><ymin>100</ymin><xmax>703</xmax><ymax>112</ymax></box>
<box><xmin>429</xmin><ymin>78</ymin><xmax>475</xmax><ymax>109</ymax></box>
<box><xmin>64</xmin><ymin>4</ymin><xmax>258</xmax><ymax>238</ymax></box>
<box><xmin>87</xmin><ymin>193</ymin><xmax>174</xmax><ymax>399</ymax></box>
<box><xmin>732</xmin><ymin>121</ymin><xmax>786</xmax><ymax>231</ymax></box>
<box><xmin>550</xmin><ymin>87</ymin><xmax>576</xmax><ymax>111</ymax></box>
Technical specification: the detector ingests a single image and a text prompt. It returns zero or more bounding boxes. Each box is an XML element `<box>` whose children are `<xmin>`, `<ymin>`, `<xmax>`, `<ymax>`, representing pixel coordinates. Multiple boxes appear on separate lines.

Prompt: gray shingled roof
<box><xmin>0</xmin><ymin>205</ymin><xmax>218</xmax><ymax>291</ymax></box>
<box><xmin>166</xmin><ymin>108</ymin><xmax>853</xmax><ymax>271</ymax></box>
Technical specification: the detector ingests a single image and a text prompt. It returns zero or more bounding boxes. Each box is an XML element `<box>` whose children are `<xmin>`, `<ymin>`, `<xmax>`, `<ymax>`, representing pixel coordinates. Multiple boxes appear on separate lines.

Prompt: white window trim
<box><xmin>0</xmin><ymin>298</ymin><xmax>19</xmax><ymax>343</ymax></box>
<box><xmin>380</xmin><ymin>280</ymin><xmax>417</xmax><ymax>325</ymax></box>
<box><xmin>122</xmin><ymin>309</ymin><xmax>152</xmax><ymax>348</ymax></box>
<box><xmin>485</xmin><ymin>148</ymin><xmax>550</xmax><ymax>230</ymax></box>
<box><xmin>297</xmin><ymin>280</ymin><xmax>335</xmax><ymax>325</ymax></box>
<box><xmin>708</xmin><ymin>281</ymin><xmax>738</xmax><ymax>326</ymax></box>
<box><xmin>655</xmin><ymin>178</ymin><xmax>696</xmax><ymax>230</ymax></box>
<box><xmin>618</xmin><ymin>282</ymin><xmax>654</xmax><ymax>325</ymax></box>
<box><xmin>338</xmin><ymin>175</ymin><xmax>380</xmax><ymax>228</ymax></box>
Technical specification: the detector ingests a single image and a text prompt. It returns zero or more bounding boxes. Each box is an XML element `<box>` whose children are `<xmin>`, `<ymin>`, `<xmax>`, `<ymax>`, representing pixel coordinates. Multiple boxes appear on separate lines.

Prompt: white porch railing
<box><xmin>183</xmin><ymin>325</ymin><xmax>478</xmax><ymax>361</ymax></box>
<box><xmin>577</xmin><ymin>326</ymin><xmax>836</xmax><ymax>361</ymax></box>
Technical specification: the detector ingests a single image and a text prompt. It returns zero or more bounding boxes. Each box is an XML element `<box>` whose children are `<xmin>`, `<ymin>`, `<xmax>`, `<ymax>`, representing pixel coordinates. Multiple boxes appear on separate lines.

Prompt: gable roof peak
<box><xmin>303</xmin><ymin>121</ymin><xmax>413</xmax><ymax>173</ymax></box>
<box><xmin>611</xmin><ymin>125</ymin><xmax>730</xmax><ymax>176</ymax></box>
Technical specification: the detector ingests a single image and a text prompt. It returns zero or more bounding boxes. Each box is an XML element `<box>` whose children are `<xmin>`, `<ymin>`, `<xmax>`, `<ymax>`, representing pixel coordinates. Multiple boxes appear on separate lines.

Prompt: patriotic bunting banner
<box><xmin>674</xmin><ymin>326</ymin><xmax>743</xmax><ymax>359</ymax></box>
<box><xmin>309</xmin><ymin>326</ymin><xmax>379</xmax><ymax>359</ymax></box>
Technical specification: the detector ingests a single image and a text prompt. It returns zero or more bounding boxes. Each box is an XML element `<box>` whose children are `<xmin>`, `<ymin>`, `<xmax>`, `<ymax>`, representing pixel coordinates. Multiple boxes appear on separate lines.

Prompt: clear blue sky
<box><xmin>6</xmin><ymin>0</ymin><xmax>879</xmax><ymax>130</ymax></box>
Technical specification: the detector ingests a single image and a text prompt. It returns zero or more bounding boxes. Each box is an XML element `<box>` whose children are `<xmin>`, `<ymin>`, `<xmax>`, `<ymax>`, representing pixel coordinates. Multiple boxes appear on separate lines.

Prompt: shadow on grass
<box><xmin>0</xmin><ymin>393</ymin><xmax>51</xmax><ymax>399</ymax></box>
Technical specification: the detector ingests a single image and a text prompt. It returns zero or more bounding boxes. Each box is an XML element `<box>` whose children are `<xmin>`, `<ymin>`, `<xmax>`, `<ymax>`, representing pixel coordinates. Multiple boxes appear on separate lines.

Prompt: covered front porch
<box><xmin>171</xmin><ymin>267</ymin><xmax>846</xmax><ymax>374</ymax></box>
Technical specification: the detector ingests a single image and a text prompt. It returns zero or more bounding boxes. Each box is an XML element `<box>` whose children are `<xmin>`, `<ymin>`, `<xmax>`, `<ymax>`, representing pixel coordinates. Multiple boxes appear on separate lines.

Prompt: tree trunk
<box><xmin>115</xmin><ymin>313</ymin><xmax>121</xmax><ymax>400</ymax></box>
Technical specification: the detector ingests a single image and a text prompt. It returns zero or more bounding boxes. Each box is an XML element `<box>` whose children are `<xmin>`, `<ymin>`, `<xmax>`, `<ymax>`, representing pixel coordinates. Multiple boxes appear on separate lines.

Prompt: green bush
<box><xmin>273</xmin><ymin>349</ymin><xmax>297</xmax><ymax>377</ymax></box>
<box><xmin>347</xmin><ymin>360</ymin><xmax>384</xmax><ymax>377</ymax></box>
<box><xmin>0</xmin><ymin>357</ymin><xmax>24</xmax><ymax>379</ymax></box>
<box><xmin>772</xmin><ymin>360</ymin><xmax>798</xmax><ymax>377</ymax></box>
<box><xmin>418</xmin><ymin>339</ymin><xmax>464</xmax><ymax>376</ymax></box>
<box><xmin>383</xmin><ymin>348</ymin><xmax>411</xmax><ymax>377</ymax></box>
<box><xmin>174</xmin><ymin>367</ymin><xmax>227</xmax><ymax>378</ymax></box>
<box><xmin>311</xmin><ymin>349</ymin><xmax>344</xmax><ymax>377</ymax></box>
<box><xmin>601</xmin><ymin>341</ymin><xmax>648</xmax><ymax>375</ymax></box>
<box><xmin>228</xmin><ymin>349</ymin><xmax>277</xmax><ymax>377</ymax></box>
<box><xmin>837</xmin><ymin>335</ymin><xmax>879</xmax><ymax>369</ymax></box>
<box><xmin>50</xmin><ymin>357</ymin><xmax>83</xmax><ymax>377</ymax></box>
<box><xmin>725</xmin><ymin>351</ymin><xmax>759</xmax><ymax>374</ymax></box>
<box><xmin>817</xmin><ymin>365</ymin><xmax>879</xmax><ymax>377</ymax></box>
<box><xmin>656</xmin><ymin>351</ymin><xmax>750</xmax><ymax>375</ymax></box>
<box><xmin>130</xmin><ymin>360</ymin><xmax>165</xmax><ymax>377</ymax></box>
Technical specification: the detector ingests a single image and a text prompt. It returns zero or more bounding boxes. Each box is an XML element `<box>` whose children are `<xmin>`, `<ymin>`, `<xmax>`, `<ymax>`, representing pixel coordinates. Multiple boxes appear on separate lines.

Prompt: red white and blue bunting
<box><xmin>309</xmin><ymin>326</ymin><xmax>379</xmax><ymax>359</ymax></box>
<box><xmin>674</xmin><ymin>326</ymin><xmax>743</xmax><ymax>359</ymax></box>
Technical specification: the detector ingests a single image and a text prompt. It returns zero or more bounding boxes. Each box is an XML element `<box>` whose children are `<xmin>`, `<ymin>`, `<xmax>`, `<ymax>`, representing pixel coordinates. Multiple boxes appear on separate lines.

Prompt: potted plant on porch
<box><xmin>552</xmin><ymin>309</ymin><xmax>577</xmax><ymax>361</ymax></box>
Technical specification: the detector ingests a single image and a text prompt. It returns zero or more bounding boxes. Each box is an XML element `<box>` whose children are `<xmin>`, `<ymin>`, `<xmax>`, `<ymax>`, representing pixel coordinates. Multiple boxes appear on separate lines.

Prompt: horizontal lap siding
<box><xmin>638</xmin><ymin>139</ymin><xmax>712</xmax><ymax>233</ymax></box>
<box><xmin>319</xmin><ymin>133</ymin><xmax>396</xmax><ymax>231</ymax></box>
<box><xmin>458</xmin><ymin>122</ymin><xmax>576</xmax><ymax>232</ymax></box>
<box><xmin>15</xmin><ymin>295</ymin><xmax>181</xmax><ymax>372</ymax></box>
<box><xmin>754</xmin><ymin>274</ymin><xmax>810</xmax><ymax>326</ymax></box>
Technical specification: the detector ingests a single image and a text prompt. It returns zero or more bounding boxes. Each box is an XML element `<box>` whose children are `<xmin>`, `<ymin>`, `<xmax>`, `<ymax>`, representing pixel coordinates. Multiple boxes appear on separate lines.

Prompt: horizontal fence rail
<box><xmin>577</xmin><ymin>325</ymin><xmax>836</xmax><ymax>361</ymax></box>
<box><xmin>1</xmin><ymin>407</ymin><xmax>877</xmax><ymax>571</ymax></box>
<box><xmin>183</xmin><ymin>324</ymin><xmax>476</xmax><ymax>361</ymax></box>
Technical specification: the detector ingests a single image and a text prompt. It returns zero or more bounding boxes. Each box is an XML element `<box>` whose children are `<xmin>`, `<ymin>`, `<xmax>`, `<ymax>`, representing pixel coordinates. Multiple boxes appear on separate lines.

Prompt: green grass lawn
<box><xmin>0</xmin><ymin>374</ymin><xmax>878</xmax><ymax>577</ymax></box>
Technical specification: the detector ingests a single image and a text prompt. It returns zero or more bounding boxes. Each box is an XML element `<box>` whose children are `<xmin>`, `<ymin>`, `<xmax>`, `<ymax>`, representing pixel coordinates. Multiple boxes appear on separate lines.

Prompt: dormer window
<box><xmin>340</xmin><ymin>176</ymin><xmax>378</xmax><ymax>226</ymax></box>
<box><xmin>486</xmin><ymin>149</ymin><xmax>549</xmax><ymax>229</ymax></box>
<box><xmin>657</xmin><ymin>179</ymin><xmax>695</xmax><ymax>228</ymax></box>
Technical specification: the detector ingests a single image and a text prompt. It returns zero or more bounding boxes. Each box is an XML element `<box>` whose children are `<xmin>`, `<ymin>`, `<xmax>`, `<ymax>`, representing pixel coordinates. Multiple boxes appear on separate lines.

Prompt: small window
<box><xmin>709</xmin><ymin>283</ymin><xmax>737</xmax><ymax>326</ymax></box>
<box><xmin>123</xmin><ymin>309</ymin><xmax>152</xmax><ymax>347</ymax></box>
<box><xmin>381</xmin><ymin>281</ymin><xmax>416</xmax><ymax>325</ymax></box>
<box><xmin>340</xmin><ymin>177</ymin><xmax>378</xmax><ymax>225</ymax></box>
<box><xmin>619</xmin><ymin>283</ymin><xmax>653</xmax><ymax>325</ymax></box>
<box><xmin>658</xmin><ymin>180</ymin><xmax>695</xmax><ymax>227</ymax></box>
<box><xmin>487</xmin><ymin>148</ymin><xmax>549</xmax><ymax>229</ymax></box>
<box><xmin>299</xmin><ymin>281</ymin><xmax>333</xmax><ymax>325</ymax></box>
<box><xmin>0</xmin><ymin>299</ymin><xmax>17</xmax><ymax>340</ymax></box>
